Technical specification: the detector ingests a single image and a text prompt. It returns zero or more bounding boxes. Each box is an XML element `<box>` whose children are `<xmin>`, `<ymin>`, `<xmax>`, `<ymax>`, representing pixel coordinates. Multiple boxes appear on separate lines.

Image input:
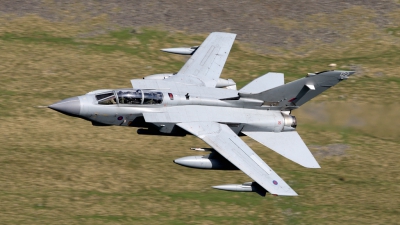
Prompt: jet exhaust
<box><xmin>282</xmin><ymin>113</ymin><xmax>297</xmax><ymax>131</ymax></box>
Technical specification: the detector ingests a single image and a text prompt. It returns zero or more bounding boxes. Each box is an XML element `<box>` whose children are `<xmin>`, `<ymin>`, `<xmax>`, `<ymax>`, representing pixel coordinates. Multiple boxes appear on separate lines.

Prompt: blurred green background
<box><xmin>0</xmin><ymin>1</ymin><xmax>399</xmax><ymax>224</ymax></box>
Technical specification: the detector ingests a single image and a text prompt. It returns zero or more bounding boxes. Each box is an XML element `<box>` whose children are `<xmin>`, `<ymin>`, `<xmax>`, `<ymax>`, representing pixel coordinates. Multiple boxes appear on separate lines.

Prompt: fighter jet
<box><xmin>49</xmin><ymin>32</ymin><xmax>354</xmax><ymax>197</ymax></box>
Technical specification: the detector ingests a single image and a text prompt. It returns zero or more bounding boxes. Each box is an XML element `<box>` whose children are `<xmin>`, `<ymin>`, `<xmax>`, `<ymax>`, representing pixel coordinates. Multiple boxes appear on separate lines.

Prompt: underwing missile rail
<box><xmin>213</xmin><ymin>182</ymin><xmax>268</xmax><ymax>197</ymax></box>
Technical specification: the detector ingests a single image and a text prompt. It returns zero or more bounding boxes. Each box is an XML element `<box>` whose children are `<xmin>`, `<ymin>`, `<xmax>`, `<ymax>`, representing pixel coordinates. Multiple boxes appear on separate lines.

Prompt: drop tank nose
<box><xmin>48</xmin><ymin>96</ymin><xmax>81</xmax><ymax>117</ymax></box>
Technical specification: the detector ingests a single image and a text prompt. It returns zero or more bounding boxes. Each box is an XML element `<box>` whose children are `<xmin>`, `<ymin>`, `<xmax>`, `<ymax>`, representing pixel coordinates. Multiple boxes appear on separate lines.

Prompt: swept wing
<box><xmin>177</xmin><ymin>122</ymin><xmax>298</xmax><ymax>196</ymax></box>
<box><xmin>166</xmin><ymin>32</ymin><xmax>236</xmax><ymax>87</ymax></box>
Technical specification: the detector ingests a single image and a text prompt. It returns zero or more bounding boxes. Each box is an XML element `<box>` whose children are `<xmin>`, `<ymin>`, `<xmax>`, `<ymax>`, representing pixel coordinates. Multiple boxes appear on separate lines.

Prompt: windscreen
<box><xmin>96</xmin><ymin>92</ymin><xmax>117</xmax><ymax>105</ymax></box>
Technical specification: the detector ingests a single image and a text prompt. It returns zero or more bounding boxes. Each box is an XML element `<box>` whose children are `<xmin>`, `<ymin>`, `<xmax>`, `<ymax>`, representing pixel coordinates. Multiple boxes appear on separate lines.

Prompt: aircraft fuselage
<box><xmin>49</xmin><ymin>86</ymin><xmax>296</xmax><ymax>136</ymax></box>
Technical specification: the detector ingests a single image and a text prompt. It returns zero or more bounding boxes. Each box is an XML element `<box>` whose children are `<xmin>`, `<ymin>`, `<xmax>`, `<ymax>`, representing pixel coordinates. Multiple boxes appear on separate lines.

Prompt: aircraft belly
<box><xmin>143</xmin><ymin>106</ymin><xmax>280</xmax><ymax>127</ymax></box>
<box><xmin>241</xmin><ymin>123</ymin><xmax>278</xmax><ymax>132</ymax></box>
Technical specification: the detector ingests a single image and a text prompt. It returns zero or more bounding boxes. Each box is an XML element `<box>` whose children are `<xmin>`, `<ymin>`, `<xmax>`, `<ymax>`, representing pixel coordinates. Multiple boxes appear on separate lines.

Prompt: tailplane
<box><xmin>242</xmin><ymin>131</ymin><xmax>320</xmax><ymax>168</ymax></box>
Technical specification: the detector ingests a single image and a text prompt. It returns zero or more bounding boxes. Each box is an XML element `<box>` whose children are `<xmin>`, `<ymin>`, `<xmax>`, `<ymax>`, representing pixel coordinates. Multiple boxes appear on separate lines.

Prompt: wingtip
<box><xmin>276</xmin><ymin>193</ymin><xmax>299</xmax><ymax>197</ymax></box>
<box><xmin>271</xmin><ymin>191</ymin><xmax>298</xmax><ymax>196</ymax></box>
<box><xmin>303</xmin><ymin>162</ymin><xmax>321</xmax><ymax>169</ymax></box>
<box><xmin>210</xmin><ymin>32</ymin><xmax>237</xmax><ymax>37</ymax></box>
<box><xmin>297</xmin><ymin>156</ymin><xmax>321</xmax><ymax>168</ymax></box>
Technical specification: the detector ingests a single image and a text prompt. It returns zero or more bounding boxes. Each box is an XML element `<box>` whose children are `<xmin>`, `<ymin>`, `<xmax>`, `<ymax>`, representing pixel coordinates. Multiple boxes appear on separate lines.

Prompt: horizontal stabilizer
<box><xmin>242</xmin><ymin>131</ymin><xmax>320</xmax><ymax>168</ymax></box>
<box><xmin>239</xmin><ymin>72</ymin><xmax>284</xmax><ymax>94</ymax></box>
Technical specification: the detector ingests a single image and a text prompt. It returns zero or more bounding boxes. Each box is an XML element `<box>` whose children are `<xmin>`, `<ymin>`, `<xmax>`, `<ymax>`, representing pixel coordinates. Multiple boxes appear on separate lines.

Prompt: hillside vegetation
<box><xmin>0</xmin><ymin>3</ymin><xmax>400</xmax><ymax>224</ymax></box>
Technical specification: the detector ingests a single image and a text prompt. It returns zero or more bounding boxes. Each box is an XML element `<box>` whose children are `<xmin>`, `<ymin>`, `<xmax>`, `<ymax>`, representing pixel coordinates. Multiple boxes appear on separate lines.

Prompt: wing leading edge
<box><xmin>166</xmin><ymin>32</ymin><xmax>236</xmax><ymax>87</ymax></box>
<box><xmin>177</xmin><ymin>122</ymin><xmax>298</xmax><ymax>196</ymax></box>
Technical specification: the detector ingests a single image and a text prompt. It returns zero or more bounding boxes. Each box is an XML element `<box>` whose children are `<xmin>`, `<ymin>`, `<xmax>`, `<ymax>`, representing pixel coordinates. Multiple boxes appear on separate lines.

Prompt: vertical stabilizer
<box><xmin>240</xmin><ymin>71</ymin><xmax>355</xmax><ymax>107</ymax></box>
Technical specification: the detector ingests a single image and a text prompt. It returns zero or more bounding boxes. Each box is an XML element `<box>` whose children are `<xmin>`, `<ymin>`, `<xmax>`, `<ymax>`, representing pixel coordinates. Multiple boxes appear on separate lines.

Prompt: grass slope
<box><xmin>0</xmin><ymin>15</ymin><xmax>399</xmax><ymax>224</ymax></box>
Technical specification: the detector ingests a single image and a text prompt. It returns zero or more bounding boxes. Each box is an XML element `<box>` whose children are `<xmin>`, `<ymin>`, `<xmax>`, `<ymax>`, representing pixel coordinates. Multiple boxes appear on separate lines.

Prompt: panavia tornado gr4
<box><xmin>49</xmin><ymin>32</ymin><xmax>355</xmax><ymax>197</ymax></box>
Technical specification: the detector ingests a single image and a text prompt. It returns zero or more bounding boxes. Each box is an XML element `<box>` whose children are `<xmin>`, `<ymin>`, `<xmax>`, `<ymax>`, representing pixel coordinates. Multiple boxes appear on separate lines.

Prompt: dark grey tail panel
<box><xmin>240</xmin><ymin>71</ymin><xmax>354</xmax><ymax>108</ymax></box>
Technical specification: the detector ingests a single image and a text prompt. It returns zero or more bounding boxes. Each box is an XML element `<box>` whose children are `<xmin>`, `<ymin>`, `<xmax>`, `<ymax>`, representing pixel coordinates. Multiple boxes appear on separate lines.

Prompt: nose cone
<box><xmin>48</xmin><ymin>97</ymin><xmax>81</xmax><ymax>117</ymax></box>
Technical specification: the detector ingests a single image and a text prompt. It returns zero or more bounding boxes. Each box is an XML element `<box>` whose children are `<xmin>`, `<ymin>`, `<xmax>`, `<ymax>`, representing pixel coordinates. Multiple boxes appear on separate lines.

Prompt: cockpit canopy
<box><xmin>96</xmin><ymin>89</ymin><xmax>163</xmax><ymax>105</ymax></box>
<box><xmin>118</xmin><ymin>90</ymin><xmax>142</xmax><ymax>104</ymax></box>
<box><xmin>96</xmin><ymin>92</ymin><xmax>116</xmax><ymax>105</ymax></box>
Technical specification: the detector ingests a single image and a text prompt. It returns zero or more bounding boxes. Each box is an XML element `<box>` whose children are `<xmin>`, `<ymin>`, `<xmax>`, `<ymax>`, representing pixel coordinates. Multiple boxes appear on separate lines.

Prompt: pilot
<box><xmin>110</xmin><ymin>97</ymin><xmax>116</xmax><ymax>104</ymax></box>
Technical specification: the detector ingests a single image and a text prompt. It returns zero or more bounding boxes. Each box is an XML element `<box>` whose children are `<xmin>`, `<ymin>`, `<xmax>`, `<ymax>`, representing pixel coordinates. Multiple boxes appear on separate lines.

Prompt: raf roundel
<box><xmin>273</xmin><ymin>180</ymin><xmax>278</xmax><ymax>185</ymax></box>
<box><xmin>117</xmin><ymin>116</ymin><xmax>123</xmax><ymax>121</ymax></box>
